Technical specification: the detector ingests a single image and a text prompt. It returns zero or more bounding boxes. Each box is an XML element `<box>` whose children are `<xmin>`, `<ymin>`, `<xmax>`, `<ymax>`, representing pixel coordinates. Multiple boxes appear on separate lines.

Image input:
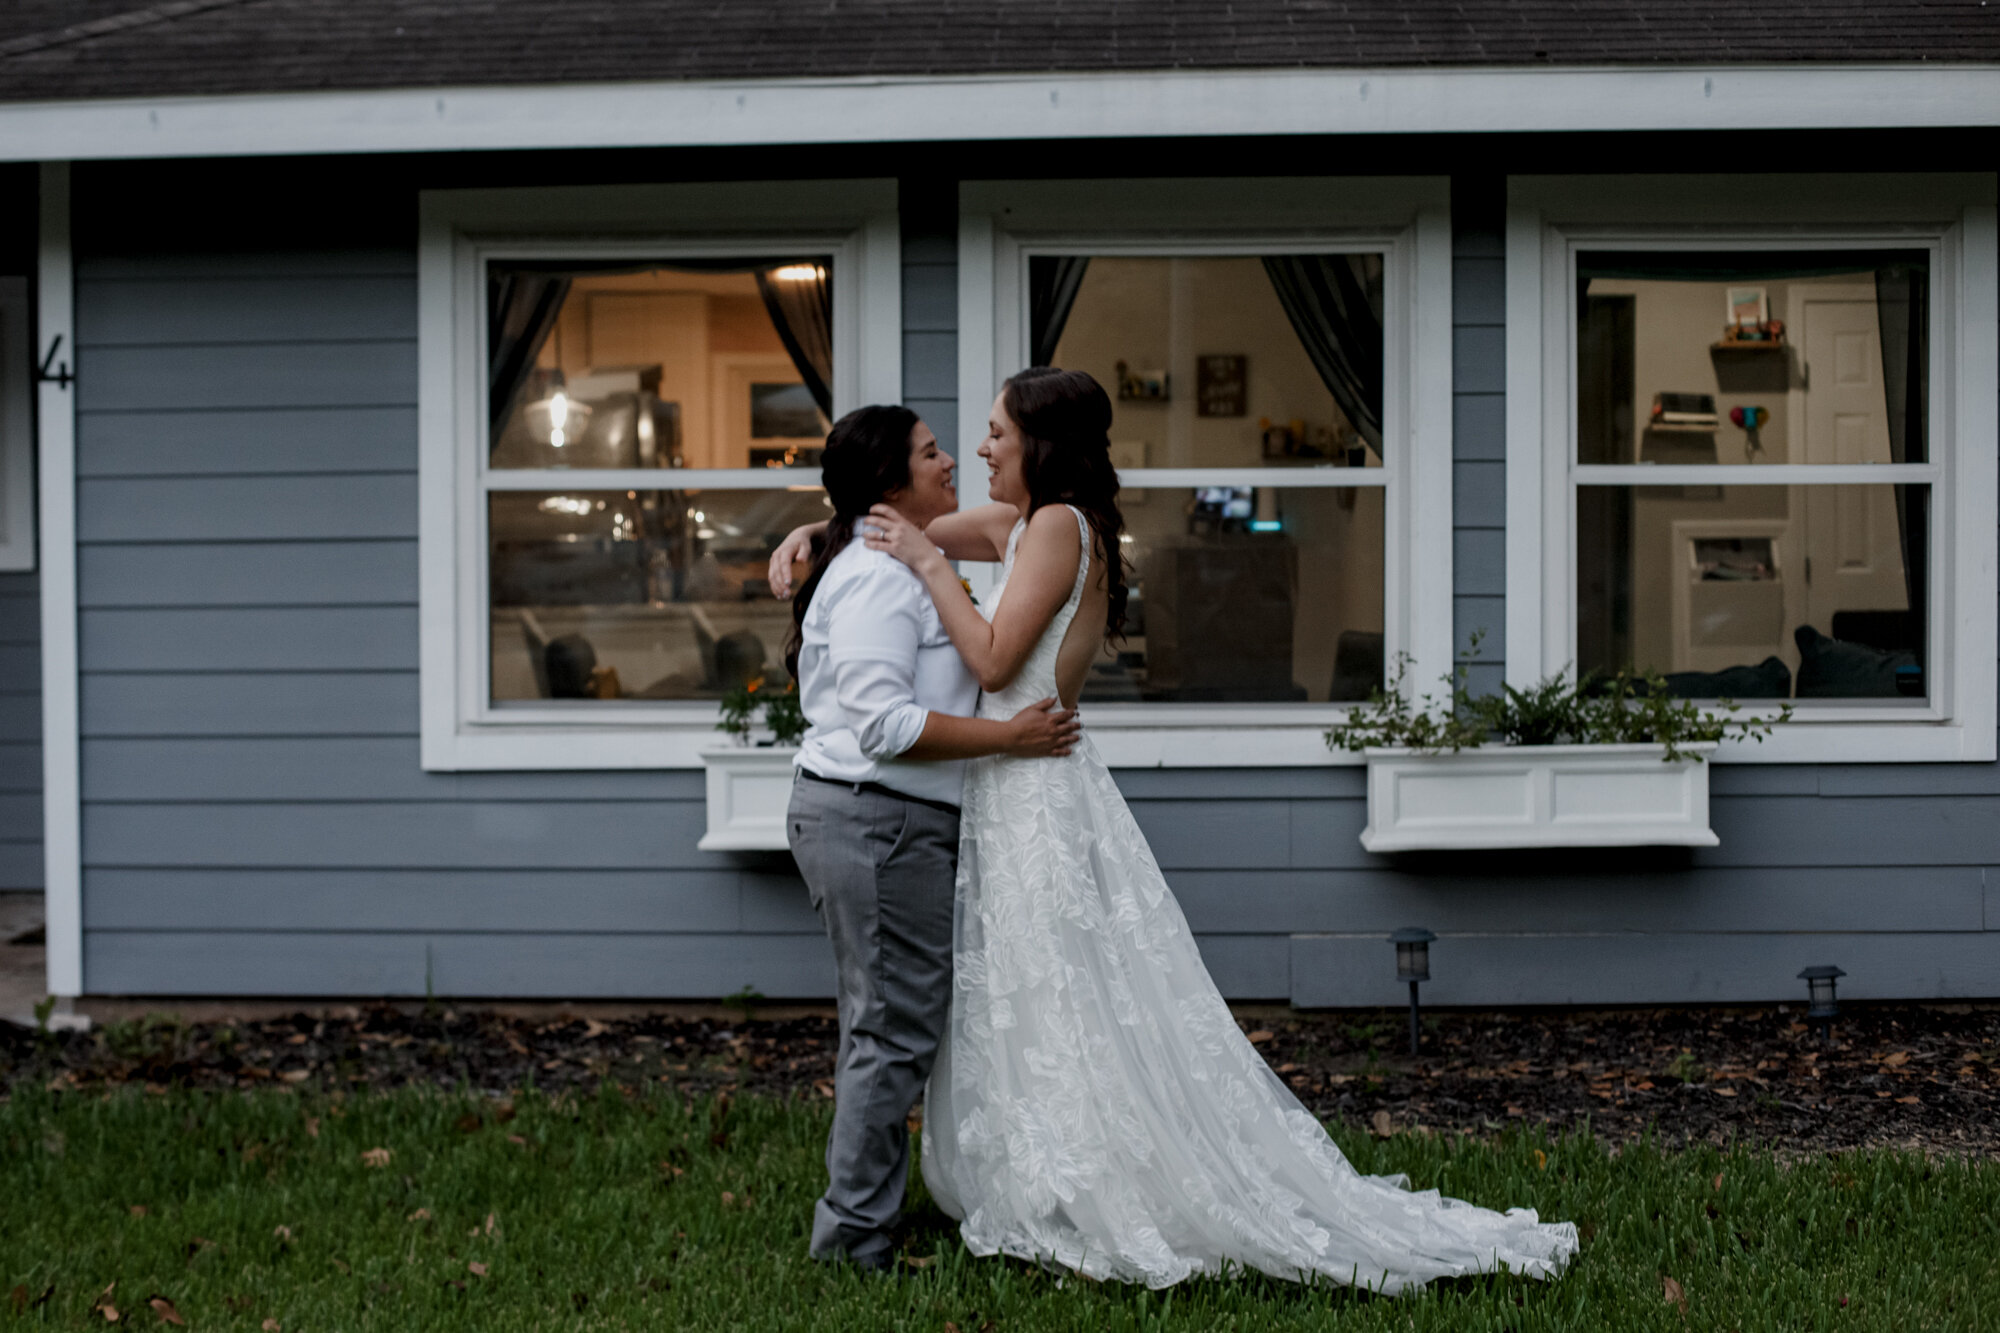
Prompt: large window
<box><xmin>1043</xmin><ymin>255</ymin><xmax>1387</xmax><ymax>705</ymax></box>
<box><xmin>1508</xmin><ymin>175</ymin><xmax>1996</xmax><ymax>762</ymax></box>
<box><xmin>962</xmin><ymin>179</ymin><xmax>1455</xmax><ymax>766</ymax></box>
<box><xmin>485</xmin><ymin>261</ymin><xmax>834</xmax><ymax>705</ymax></box>
<box><xmin>419</xmin><ymin>181</ymin><xmax>901</xmax><ymax>769</ymax></box>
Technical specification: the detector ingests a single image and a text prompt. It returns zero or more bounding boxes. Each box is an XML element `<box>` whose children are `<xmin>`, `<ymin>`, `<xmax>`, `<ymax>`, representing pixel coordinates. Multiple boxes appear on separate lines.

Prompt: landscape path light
<box><xmin>1798</xmin><ymin>964</ymin><xmax>1845</xmax><ymax>1047</ymax></box>
<box><xmin>1390</xmin><ymin>928</ymin><xmax>1436</xmax><ymax>1056</ymax></box>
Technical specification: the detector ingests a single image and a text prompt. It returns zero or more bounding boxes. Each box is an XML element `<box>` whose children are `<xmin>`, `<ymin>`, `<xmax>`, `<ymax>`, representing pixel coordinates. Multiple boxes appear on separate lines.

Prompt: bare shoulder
<box><xmin>1020</xmin><ymin>503</ymin><xmax>1083</xmax><ymax>553</ymax></box>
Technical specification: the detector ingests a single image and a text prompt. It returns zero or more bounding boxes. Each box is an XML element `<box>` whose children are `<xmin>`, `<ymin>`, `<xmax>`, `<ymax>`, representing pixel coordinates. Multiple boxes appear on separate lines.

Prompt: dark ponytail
<box><xmin>1001</xmin><ymin>367</ymin><xmax>1129</xmax><ymax>640</ymax></box>
<box><xmin>783</xmin><ymin>404</ymin><xmax>921</xmax><ymax>679</ymax></box>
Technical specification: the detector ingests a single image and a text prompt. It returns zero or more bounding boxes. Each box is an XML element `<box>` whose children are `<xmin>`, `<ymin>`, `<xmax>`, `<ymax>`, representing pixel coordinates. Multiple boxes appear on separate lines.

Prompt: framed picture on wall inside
<box><xmin>1725</xmin><ymin>286</ymin><xmax>1768</xmax><ymax>332</ymax></box>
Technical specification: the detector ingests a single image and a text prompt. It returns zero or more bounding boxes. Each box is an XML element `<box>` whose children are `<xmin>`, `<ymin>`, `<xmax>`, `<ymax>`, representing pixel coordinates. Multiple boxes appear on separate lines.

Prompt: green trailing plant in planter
<box><xmin>1329</xmin><ymin>634</ymin><xmax>1791</xmax><ymax>762</ymax></box>
<box><xmin>716</xmin><ymin>678</ymin><xmax>807</xmax><ymax>747</ymax></box>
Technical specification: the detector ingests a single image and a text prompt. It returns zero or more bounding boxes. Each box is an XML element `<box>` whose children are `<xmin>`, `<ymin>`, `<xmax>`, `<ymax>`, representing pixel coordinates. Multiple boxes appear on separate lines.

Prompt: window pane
<box><xmin>1576</xmin><ymin>251</ymin><xmax>1927</xmax><ymax>466</ymax></box>
<box><xmin>487</xmin><ymin>260</ymin><xmax>832</xmax><ymax>470</ymax></box>
<box><xmin>1047</xmin><ymin>255</ymin><xmax>1385</xmax><ymax>470</ymax></box>
<box><xmin>1576</xmin><ymin>484</ymin><xmax>1928</xmax><ymax>702</ymax></box>
<box><xmin>1086</xmin><ymin>487</ymin><xmax>1384</xmax><ymax>704</ymax></box>
<box><xmin>489</xmin><ymin>488</ymin><xmax>829</xmax><ymax>703</ymax></box>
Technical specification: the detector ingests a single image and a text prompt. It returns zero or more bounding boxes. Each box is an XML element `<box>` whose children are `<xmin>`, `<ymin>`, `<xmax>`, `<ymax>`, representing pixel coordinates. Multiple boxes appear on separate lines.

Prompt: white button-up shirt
<box><xmin>794</xmin><ymin>540</ymin><xmax>979</xmax><ymax>806</ymax></box>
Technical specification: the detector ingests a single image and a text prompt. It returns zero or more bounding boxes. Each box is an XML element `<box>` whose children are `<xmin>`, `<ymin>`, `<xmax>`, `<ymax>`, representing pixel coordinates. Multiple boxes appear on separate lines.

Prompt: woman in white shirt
<box><xmin>782</xmin><ymin>403</ymin><xmax>1079</xmax><ymax>1272</ymax></box>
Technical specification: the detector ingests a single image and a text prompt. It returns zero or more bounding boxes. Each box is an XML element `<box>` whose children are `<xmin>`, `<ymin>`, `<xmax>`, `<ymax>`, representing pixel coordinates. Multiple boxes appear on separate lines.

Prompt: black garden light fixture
<box><xmin>1798</xmin><ymin>964</ymin><xmax>1845</xmax><ymax>1045</ymax></box>
<box><xmin>1390</xmin><ymin>928</ymin><xmax>1436</xmax><ymax>1055</ymax></box>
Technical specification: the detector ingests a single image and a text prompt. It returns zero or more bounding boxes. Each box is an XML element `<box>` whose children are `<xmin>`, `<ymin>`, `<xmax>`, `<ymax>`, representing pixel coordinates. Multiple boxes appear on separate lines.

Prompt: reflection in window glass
<box><xmin>1084</xmin><ymin>488</ymin><xmax>1384</xmax><ymax>704</ymax></box>
<box><xmin>489</xmin><ymin>489</ymin><xmax>831</xmax><ymax>702</ymax></box>
<box><xmin>1576</xmin><ymin>485</ymin><xmax>1927</xmax><ymax>702</ymax></box>
<box><xmin>1047</xmin><ymin>255</ymin><xmax>1386</xmax><ymax>470</ymax></box>
<box><xmin>487</xmin><ymin>260</ymin><xmax>832</xmax><ymax>470</ymax></box>
<box><xmin>1576</xmin><ymin>251</ymin><xmax>1927</xmax><ymax>467</ymax></box>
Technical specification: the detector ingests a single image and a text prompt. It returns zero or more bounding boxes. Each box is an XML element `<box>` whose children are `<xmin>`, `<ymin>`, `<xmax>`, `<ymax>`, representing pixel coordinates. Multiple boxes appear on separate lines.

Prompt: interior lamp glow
<box><xmin>772</xmin><ymin>263</ymin><xmax>823</xmax><ymax>282</ymax></box>
<box><xmin>548</xmin><ymin>391</ymin><xmax>570</xmax><ymax>449</ymax></box>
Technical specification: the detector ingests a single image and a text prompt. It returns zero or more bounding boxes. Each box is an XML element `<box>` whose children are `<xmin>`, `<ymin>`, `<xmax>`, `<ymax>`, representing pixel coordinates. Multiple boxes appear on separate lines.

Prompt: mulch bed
<box><xmin>5</xmin><ymin>1001</ymin><xmax>1998</xmax><ymax>1156</ymax></box>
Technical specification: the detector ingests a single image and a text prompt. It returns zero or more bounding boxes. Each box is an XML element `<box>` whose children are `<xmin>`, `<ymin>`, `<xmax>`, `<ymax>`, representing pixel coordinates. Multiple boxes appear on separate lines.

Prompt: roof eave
<box><xmin>3</xmin><ymin>62</ymin><xmax>1998</xmax><ymax>163</ymax></box>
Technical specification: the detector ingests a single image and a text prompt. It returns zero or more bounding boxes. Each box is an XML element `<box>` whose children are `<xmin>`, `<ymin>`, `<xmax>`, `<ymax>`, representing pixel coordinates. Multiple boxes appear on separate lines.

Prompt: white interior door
<box><xmin>1799</xmin><ymin>297</ymin><xmax>1910</xmax><ymax>633</ymax></box>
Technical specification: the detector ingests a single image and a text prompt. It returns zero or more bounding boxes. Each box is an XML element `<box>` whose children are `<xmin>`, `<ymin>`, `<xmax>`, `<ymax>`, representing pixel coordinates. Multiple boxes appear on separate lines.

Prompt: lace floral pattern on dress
<box><xmin>921</xmin><ymin>506</ymin><xmax>1578</xmax><ymax>1292</ymax></box>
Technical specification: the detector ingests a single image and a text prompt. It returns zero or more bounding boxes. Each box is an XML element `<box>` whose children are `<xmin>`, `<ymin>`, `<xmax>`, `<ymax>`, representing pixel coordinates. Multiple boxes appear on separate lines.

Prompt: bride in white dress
<box><xmin>850</xmin><ymin>367</ymin><xmax>1577</xmax><ymax>1293</ymax></box>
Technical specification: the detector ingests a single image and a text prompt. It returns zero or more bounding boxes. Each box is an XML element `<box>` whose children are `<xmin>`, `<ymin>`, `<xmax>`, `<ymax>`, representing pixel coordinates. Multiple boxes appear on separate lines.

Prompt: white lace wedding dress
<box><xmin>920</xmin><ymin>507</ymin><xmax>1579</xmax><ymax>1292</ymax></box>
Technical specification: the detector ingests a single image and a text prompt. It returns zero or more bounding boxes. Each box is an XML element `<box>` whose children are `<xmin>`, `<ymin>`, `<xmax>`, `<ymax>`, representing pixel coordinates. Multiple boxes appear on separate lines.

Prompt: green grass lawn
<box><xmin>3</xmin><ymin>1085</ymin><xmax>1996</xmax><ymax>1331</ymax></box>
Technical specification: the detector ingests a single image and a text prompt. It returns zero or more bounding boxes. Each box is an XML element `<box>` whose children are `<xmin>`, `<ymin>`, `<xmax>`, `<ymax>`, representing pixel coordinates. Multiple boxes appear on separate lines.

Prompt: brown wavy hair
<box><xmin>1000</xmin><ymin>367</ymin><xmax>1128</xmax><ymax>640</ymax></box>
<box><xmin>782</xmin><ymin>404</ymin><xmax>921</xmax><ymax>680</ymax></box>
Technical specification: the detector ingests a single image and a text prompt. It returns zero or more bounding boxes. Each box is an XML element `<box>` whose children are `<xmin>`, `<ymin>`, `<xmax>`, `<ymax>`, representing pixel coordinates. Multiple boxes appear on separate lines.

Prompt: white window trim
<box><xmin>0</xmin><ymin>275</ymin><xmax>34</xmax><ymax>572</ymax></box>
<box><xmin>1505</xmin><ymin>173</ymin><xmax>1998</xmax><ymax>763</ymax></box>
<box><xmin>37</xmin><ymin>162</ymin><xmax>81</xmax><ymax>997</ymax></box>
<box><xmin>417</xmin><ymin>179</ymin><xmax>902</xmax><ymax>770</ymax></box>
<box><xmin>958</xmin><ymin>177</ymin><xmax>1455</xmax><ymax>767</ymax></box>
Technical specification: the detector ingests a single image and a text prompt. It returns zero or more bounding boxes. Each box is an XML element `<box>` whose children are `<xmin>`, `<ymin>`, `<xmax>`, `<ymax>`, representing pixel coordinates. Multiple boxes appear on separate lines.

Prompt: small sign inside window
<box><xmin>1196</xmin><ymin>354</ymin><xmax>1247</xmax><ymax>417</ymax></box>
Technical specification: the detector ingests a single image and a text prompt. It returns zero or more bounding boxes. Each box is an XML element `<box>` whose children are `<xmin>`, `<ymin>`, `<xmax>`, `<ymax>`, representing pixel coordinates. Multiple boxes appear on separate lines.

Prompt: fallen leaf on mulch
<box><xmin>813</xmin><ymin>1079</ymin><xmax>835</xmax><ymax>1099</ymax></box>
<box><xmin>1246</xmin><ymin>1030</ymin><xmax>1274</xmax><ymax>1045</ymax></box>
<box><xmin>1371</xmin><ymin>1110</ymin><xmax>1393</xmax><ymax>1137</ymax></box>
<box><xmin>147</xmin><ymin>1296</ymin><xmax>186</xmax><ymax>1326</ymax></box>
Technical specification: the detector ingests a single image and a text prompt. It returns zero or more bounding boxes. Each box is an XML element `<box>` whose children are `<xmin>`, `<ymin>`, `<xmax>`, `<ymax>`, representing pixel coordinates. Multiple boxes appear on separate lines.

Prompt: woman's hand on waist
<box><xmin>1003</xmin><ymin>697</ymin><xmax>1081</xmax><ymax>759</ymax></box>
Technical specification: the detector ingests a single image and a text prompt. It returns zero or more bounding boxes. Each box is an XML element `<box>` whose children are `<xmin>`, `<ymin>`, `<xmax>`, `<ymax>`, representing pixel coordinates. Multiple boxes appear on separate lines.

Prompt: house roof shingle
<box><xmin>3</xmin><ymin>1</ymin><xmax>1997</xmax><ymax>105</ymax></box>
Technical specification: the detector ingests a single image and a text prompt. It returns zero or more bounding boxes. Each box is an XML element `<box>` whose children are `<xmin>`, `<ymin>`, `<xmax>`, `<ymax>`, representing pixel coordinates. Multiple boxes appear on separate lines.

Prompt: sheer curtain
<box><xmin>1261</xmin><ymin>255</ymin><xmax>1385</xmax><ymax>452</ymax></box>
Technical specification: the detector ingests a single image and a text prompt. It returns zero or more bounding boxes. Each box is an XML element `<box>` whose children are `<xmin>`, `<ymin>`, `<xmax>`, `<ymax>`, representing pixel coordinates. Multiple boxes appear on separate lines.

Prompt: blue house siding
<box><xmin>0</xmin><ymin>571</ymin><xmax>41</xmax><ymax>890</ymax></box>
<box><xmin>62</xmin><ymin>156</ymin><xmax>2000</xmax><ymax>1005</ymax></box>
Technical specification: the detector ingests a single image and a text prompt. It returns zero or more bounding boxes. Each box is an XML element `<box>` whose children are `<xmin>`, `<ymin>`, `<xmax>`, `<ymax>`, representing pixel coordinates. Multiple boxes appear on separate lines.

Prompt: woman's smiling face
<box><xmin>978</xmin><ymin>392</ymin><xmax>1029</xmax><ymax>507</ymax></box>
<box><xmin>882</xmin><ymin>420</ymin><xmax>955</xmax><ymax>525</ymax></box>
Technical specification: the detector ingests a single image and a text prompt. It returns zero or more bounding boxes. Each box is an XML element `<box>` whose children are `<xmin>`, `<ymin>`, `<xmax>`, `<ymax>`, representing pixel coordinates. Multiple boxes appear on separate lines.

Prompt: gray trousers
<box><xmin>787</xmin><ymin>774</ymin><xmax>958</xmax><ymax>1265</ymax></box>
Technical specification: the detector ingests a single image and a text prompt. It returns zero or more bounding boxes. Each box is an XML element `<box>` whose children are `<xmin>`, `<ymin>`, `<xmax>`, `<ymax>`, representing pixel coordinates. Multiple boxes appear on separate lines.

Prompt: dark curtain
<box><xmin>1876</xmin><ymin>262</ymin><xmax>1929</xmax><ymax>642</ymax></box>
<box><xmin>487</xmin><ymin>272</ymin><xmax>573</xmax><ymax>443</ymax></box>
<box><xmin>754</xmin><ymin>264</ymin><xmax>834</xmax><ymax>417</ymax></box>
<box><xmin>488</xmin><ymin>257</ymin><xmax>837</xmax><ymax>438</ymax></box>
<box><xmin>1028</xmin><ymin>256</ymin><xmax>1091</xmax><ymax>366</ymax></box>
<box><xmin>1261</xmin><ymin>255</ymin><xmax>1385</xmax><ymax>452</ymax></box>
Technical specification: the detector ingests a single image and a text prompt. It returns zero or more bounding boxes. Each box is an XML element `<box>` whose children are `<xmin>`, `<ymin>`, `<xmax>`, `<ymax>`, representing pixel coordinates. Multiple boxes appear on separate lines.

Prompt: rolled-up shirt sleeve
<box><xmin>826</xmin><ymin>565</ymin><xmax>932</xmax><ymax>760</ymax></box>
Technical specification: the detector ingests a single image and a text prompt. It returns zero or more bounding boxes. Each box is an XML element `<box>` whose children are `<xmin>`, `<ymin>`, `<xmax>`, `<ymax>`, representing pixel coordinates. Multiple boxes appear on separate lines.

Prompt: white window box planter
<box><xmin>1360</xmin><ymin>743</ymin><xmax>1718</xmax><ymax>852</ymax></box>
<box><xmin>698</xmin><ymin>746</ymin><xmax>800</xmax><ymax>851</ymax></box>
